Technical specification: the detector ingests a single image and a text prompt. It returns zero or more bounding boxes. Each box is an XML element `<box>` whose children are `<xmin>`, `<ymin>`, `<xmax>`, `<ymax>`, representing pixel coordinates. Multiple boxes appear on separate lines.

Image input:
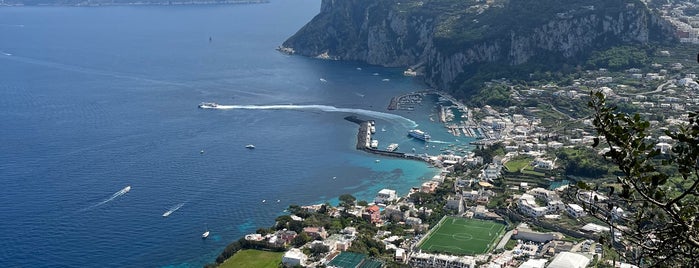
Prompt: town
<box><xmin>210</xmin><ymin>1</ymin><xmax>699</xmax><ymax>267</ymax></box>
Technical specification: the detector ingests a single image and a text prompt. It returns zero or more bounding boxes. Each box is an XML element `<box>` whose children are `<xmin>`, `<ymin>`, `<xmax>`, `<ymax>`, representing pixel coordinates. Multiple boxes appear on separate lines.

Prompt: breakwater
<box><xmin>344</xmin><ymin>116</ymin><xmax>428</xmax><ymax>162</ymax></box>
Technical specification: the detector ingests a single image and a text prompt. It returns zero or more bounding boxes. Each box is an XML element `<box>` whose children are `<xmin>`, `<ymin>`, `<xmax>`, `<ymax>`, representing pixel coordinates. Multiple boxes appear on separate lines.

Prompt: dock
<box><xmin>344</xmin><ymin>116</ymin><xmax>428</xmax><ymax>162</ymax></box>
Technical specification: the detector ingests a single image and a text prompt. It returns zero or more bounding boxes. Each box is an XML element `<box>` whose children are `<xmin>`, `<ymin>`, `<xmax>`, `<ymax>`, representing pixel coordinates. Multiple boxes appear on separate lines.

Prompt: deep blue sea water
<box><xmin>0</xmin><ymin>1</ymin><xmax>473</xmax><ymax>267</ymax></box>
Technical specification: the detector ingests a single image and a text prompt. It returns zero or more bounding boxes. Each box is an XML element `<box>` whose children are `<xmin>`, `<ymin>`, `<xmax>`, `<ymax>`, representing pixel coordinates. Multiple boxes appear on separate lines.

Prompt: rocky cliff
<box><xmin>282</xmin><ymin>0</ymin><xmax>674</xmax><ymax>92</ymax></box>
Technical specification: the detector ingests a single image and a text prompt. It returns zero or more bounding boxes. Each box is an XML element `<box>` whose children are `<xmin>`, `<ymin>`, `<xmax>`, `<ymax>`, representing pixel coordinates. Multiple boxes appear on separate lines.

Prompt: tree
<box><xmin>256</xmin><ymin>227</ymin><xmax>271</xmax><ymax>235</ymax></box>
<box><xmin>288</xmin><ymin>219</ymin><xmax>304</xmax><ymax>233</ymax></box>
<box><xmin>586</xmin><ymin>92</ymin><xmax>699</xmax><ymax>266</ymax></box>
<box><xmin>275</xmin><ymin>215</ymin><xmax>293</xmax><ymax>230</ymax></box>
<box><xmin>292</xmin><ymin>232</ymin><xmax>311</xmax><ymax>247</ymax></box>
<box><xmin>339</xmin><ymin>194</ymin><xmax>357</xmax><ymax>207</ymax></box>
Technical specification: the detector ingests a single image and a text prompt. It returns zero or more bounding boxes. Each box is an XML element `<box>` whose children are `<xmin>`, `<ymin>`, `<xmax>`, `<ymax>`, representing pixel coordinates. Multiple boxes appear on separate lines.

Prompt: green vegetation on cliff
<box><xmin>284</xmin><ymin>0</ymin><xmax>675</xmax><ymax>97</ymax></box>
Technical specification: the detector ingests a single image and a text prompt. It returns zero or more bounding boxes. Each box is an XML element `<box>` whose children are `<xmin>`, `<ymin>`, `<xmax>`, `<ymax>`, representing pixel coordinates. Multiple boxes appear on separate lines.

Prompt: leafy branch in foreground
<box><xmin>585</xmin><ymin>91</ymin><xmax>699</xmax><ymax>267</ymax></box>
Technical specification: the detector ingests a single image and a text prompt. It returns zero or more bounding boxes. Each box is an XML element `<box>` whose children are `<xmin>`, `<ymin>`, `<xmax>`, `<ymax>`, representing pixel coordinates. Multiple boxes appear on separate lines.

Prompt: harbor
<box><xmin>388</xmin><ymin>89</ymin><xmax>489</xmax><ymax>140</ymax></box>
<box><xmin>344</xmin><ymin>116</ymin><xmax>429</xmax><ymax>162</ymax></box>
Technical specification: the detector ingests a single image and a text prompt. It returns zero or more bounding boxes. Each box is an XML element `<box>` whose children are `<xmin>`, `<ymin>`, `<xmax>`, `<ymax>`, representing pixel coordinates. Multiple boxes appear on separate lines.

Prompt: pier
<box><xmin>344</xmin><ymin>116</ymin><xmax>428</xmax><ymax>162</ymax></box>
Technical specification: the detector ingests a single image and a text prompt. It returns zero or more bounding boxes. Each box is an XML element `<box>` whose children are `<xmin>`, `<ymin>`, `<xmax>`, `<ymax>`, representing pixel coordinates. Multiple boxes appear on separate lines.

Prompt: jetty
<box><xmin>344</xmin><ymin>116</ymin><xmax>428</xmax><ymax>162</ymax></box>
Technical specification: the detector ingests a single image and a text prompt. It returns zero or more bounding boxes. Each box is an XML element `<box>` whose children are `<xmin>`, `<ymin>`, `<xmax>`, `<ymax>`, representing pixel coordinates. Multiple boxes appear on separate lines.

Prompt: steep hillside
<box><xmin>281</xmin><ymin>0</ymin><xmax>675</xmax><ymax>94</ymax></box>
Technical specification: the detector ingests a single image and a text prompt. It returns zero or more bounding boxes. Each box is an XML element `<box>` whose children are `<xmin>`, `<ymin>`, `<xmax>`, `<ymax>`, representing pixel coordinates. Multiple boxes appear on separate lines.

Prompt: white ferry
<box><xmin>408</xmin><ymin>129</ymin><xmax>431</xmax><ymax>141</ymax></box>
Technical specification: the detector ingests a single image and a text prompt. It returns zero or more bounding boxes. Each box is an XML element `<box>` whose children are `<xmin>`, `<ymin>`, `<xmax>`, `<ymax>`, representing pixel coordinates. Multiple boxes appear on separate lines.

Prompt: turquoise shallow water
<box><xmin>0</xmin><ymin>1</ymin><xmax>472</xmax><ymax>267</ymax></box>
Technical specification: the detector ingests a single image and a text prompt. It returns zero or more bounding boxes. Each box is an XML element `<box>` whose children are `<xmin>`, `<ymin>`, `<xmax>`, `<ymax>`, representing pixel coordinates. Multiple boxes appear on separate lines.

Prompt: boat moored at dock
<box><xmin>386</xmin><ymin>143</ymin><xmax>399</xmax><ymax>152</ymax></box>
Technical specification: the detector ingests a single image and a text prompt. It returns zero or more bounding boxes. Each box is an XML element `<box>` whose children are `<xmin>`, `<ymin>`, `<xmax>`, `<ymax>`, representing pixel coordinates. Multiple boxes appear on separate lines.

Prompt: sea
<box><xmin>0</xmin><ymin>1</ymin><xmax>474</xmax><ymax>267</ymax></box>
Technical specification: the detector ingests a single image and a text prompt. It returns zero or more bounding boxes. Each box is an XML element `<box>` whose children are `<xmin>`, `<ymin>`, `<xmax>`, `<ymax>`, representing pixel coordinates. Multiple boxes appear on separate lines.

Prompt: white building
<box><xmin>518</xmin><ymin>193</ymin><xmax>548</xmax><ymax>217</ymax></box>
<box><xmin>519</xmin><ymin>259</ymin><xmax>548</xmax><ymax>268</ymax></box>
<box><xmin>656</xmin><ymin>142</ymin><xmax>672</xmax><ymax>154</ymax></box>
<box><xmin>374</xmin><ymin>189</ymin><xmax>397</xmax><ymax>204</ymax></box>
<box><xmin>566</xmin><ymin>204</ymin><xmax>586</xmax><ymax>218</ymax></box>
<box><xmin>547</xmin><ymin>141</ymin><xmax>564</xmax><ymax>149</ymax></box>
<box><xmin>446</xmin><ymin>195</ymin><xmax>464</xmax><ymax>214</ymax></box>
<box><xmin>409</xmin><ymin>252</ymin><xmax>475</xmax><ymax>268</ymax></box>
<box><xmin>463</xmin><ymin>190</ymin><xmax>480</xmax><ymax>201</ymax></box>
<box><xmin>547</xmin><ymin>252</ymin><xmax>590</xmax><ymax>268</ymax></box>
<box><xmin>395</xmin><ymin>248</ymin><xmax>406</xmax><ymax>263</ymax></box>
<box><xmin>282</xmin><ymin>248</ymin><xmax>308</xmax><ymax>267</ymax></box>
<box><xmin>578</xmin><ymin>191</ymin><xmax>608</xmax><ymax>204</ymax></box>
<box><xmin>482</xmin><ymin>163</ymin><xmax>502</xmax><ymax>182</ymax></box>
<box><xmin>580</xmin><ymin>223</ymin><xmax>609</xmax><ymax>233</ymax></box>
<box><xmin>533</xmin><ymin>158</ymin><xmax>555</xmax><ymax>170</ymax></box>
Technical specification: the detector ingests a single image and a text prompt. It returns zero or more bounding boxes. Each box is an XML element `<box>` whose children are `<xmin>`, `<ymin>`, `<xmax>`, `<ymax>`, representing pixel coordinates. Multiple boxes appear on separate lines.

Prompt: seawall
<box><xmin>344</xmin><ymin>116</ymin><xmax>428</xmax><ymax>162</ymax></box>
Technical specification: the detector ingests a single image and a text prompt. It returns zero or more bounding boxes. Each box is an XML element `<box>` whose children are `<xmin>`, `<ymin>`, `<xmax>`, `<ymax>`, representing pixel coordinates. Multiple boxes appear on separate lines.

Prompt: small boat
<box><xmin>319</xmin><ymin>78</ymin><xmax>327</xmax><ymax>82</ymax></box>
<box><xmin>124</xmin><ymin>185</ymin><xmax>131</xmax><ymax>193</ymax></box>
<box><xmin>386</xmin><ymin>143</ymin><xmax>399</xmax><ymax>152</ymax></box>
<box><xmin>198</xmin><ymin>102</ymin><xmax>218</xmax><ymax>109</ymax></box>
<box><xmin>245</xmin><ymin>144</ymin><xmax>255</xmax><ymax>149</ymax></box>
<box><xmin>202</xmin><ymin>230</ymin><xmax>210</xmax><ymax>239</ymax></box>
<box><xmin>162</xmin><ymin>203</ymin><xmax>184</xmax><ymax>217</ymax></box>
<box><xmin>200</xmin><ymin>150</ymin><xmax>204</xmax><ymax>154</ymax></box>
<box><xmin>375</xmin><ymin>159</ymin><xmax>380</xmax><ymax>163</ymax></box>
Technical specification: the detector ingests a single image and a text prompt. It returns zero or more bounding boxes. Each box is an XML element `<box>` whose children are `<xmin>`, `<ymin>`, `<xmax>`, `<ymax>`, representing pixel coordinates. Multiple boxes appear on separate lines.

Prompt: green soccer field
<box><xmin>418</xmin><ymin>216</ymin><xmax>506</xmax><ymax>255</ymax></box>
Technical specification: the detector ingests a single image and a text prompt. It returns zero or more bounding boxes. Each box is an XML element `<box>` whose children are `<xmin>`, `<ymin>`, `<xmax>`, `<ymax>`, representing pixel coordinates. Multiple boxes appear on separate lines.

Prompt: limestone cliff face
<box><xmin>284</xmin><ymin>0</ymin><xmax>434</xmax><ymax>67</ymax></box>
<box><xmin>282</xmin><ymin>0</ymin><xmax>674</xmax><ymax>90</ymax></box>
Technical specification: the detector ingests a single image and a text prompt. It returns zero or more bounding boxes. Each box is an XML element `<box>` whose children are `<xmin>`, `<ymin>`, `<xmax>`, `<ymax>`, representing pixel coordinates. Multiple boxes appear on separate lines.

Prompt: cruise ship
<box><xmin>408</xmin><ymin>129</ymin><xmax>431</xmax><ymax>141</ymax></box>
<box><xmin>198</xmin><ymin>102</ymin><xmax>218</xmax><ymax>109</ymax></box>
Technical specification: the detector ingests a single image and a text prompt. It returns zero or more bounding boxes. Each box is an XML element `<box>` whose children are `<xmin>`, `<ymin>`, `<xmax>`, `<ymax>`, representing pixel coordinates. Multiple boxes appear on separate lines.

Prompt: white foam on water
<box><xmin>162</xmin><ymin>202</ymin><xmax>185</xmax><ymax>217</ymax></box>
<box><xmin>213</xmin><ymin>104</ymin><xmax>418</xmax><ymax>128</ymax></box>
<box><xmin>81</xmin><ymin>185</ymin><xmax>131</xmax><ymax>211</ymax></box>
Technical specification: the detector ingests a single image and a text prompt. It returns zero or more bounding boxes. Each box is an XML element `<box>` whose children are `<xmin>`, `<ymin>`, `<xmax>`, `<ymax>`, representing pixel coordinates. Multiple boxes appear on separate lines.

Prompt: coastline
<box><xmin>212</xmin><ymin>91</ymin><xmax>476</xmax><ymax>265</ymax></box>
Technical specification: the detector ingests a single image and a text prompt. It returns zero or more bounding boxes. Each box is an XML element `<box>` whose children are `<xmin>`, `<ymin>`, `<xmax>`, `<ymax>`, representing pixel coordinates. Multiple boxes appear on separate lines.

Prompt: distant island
<box><xmin>0</xmin><ymin>0</ymin><xmax>268</xmax><ymax>6</ymax></box>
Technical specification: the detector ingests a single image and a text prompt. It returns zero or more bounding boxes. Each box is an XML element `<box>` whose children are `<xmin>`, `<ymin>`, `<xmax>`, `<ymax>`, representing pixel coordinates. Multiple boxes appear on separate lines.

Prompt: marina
<box><xmin>345</xmin><ymin>116</ymin><xmax>429</xmax><ymax>162</ymax></box>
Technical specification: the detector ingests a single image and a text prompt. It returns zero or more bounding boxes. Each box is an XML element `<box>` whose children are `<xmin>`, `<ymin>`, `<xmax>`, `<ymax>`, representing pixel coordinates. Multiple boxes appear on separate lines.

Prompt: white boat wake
<box><xmin>0</xmin><ymin>54</ymin><xmax>186</xmax><ymax>87</ymax></box>
<box><xmin>162</xmin><ymin>202</ymin><xmax>185</xmax><ymax>217</ymax></box>
<box><xmin>82</xmin><ymin>185</ymin><xmax>131</xmax><ymax>211</ymax></box>
<box><xmin>213</xmin><ymin>104</ymin><xmax>418</xmax><ymax>128</ymax></box>
<box><xmin>428</xmin><ymin>140</ymin><xmax>452</xmax><ymax>144</ymax></box>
